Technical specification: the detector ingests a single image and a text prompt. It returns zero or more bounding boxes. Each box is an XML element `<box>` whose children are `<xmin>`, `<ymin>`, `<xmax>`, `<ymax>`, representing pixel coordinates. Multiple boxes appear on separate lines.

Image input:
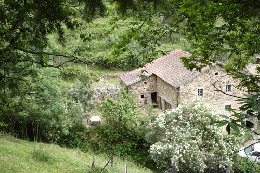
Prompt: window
<box><xmin>215</xmin><ymin>72</ymin><xmax>219</xmax><ymax>75</ymax></box>
<box><xmin>144</xmin><ymin>81</ymin><xmax>147</xmax><ymax>84</ymax></box>
<box><xmin>251</xmin><ymin>151</ymin><xmax>260</xmax><ymax>157</ymax></box>
<box><xmin>226</xmin><ymin>83</ymin><xmax>232</xmax><ymax>92</ymax></box>
<box><xmin>198</xmin><ymin>89</ymin><xmax>203</xmax><ymax>96</ymax></box>
<box><xmin>225</xmin><ymin>104</ymin><xmax>231</xmax><ymax>111</ymax></box>
<box><xmin>140</xmin><ymin>94</ymin><xmax>144</xmax><ymax>99</ymax></box>
<box><xmin>244</xmin><ymin>145</ymin><xmax>254</xmax><ymax>155</ymax></box>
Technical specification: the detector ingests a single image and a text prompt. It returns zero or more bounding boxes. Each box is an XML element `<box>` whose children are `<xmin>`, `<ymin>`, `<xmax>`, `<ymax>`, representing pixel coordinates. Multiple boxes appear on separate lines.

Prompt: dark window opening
<box><xmin>144</xmin><ymin>81</ymin><xmax>147</xmax><ymax>84</ymax></box>
<box><xmin>151</xmin><ymin>92</ymin><xmax>157</xmax><ymax>104</ymax></box>
<box><xmin>226</xmin><ymin>84</ymin><xmax>231</xmax><ymax>92</ymax></box>
<box><xmin>215</xmin><ymin>72</ymin><xmax>218</xmax><ymax>75</ymax></box>
<box><xmin>198</xmin><ymin>89</ymin><xmax>203</xmax><ymax>96</ymax></box>
<box><xmin>225</xmin><ymin>105</ymin><xmax>231</xmax><ymax>111</ymax></box>
<box><xmin>140</xmin><ymin>94</ymin><xmax>144</xmax><ymax>99</ymax></box>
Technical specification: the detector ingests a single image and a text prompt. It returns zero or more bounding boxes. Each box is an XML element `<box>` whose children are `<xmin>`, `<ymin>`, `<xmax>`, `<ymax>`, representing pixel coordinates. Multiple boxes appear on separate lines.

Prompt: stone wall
<box><xmin>123</xmin><ymin>65</ymin><xmax>249</xmax><ymax>115</ymax></box>
<box><xmin>92</xmin><ymin>86</ymin><xmax>121</xmax><ymax>104</ymax></box>
<box><xmin>127</xmin><ymin>75</ymin><xmax>178</xmax><ymax>110</ymax></box>
<box><xmin>157</xmin><ymin>77</ymin><xmax>178</xmax><ymax>110</ymax></box>
<box><xmin>179</xmin><ymin>65</ymin><xmax>245</xmax><ymax>114</ymax></box>
<box><xmin>128</xmin><ymin>75</ymin><xmax>157</xmax><ymax>106</ymax></box>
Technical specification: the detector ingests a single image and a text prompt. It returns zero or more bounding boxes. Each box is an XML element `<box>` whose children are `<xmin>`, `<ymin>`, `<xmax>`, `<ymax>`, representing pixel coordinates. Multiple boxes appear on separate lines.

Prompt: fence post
<box><xmin>124</xmin><ymin>164</ymin><xmax>127</xmax><ymax>173</ymax></box>
<box><xmin>110</xmin><ymin>156</ymin><xmax>114</xmax><ymax>167</ymax></box>
<box><xmin>91</xmin><ymin>156</ymin><xmax>95</xmax><ymax>168</ymax></box>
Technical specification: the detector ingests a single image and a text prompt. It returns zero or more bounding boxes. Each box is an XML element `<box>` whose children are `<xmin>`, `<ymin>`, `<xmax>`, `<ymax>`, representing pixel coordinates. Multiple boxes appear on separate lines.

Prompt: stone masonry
<box><xmin>127</xmin><ymin>75</ymin><xmax>157</xmax><ymax>106</ymax></box>
<box><xmin>179</xmin><ymin>65</ymin><xmax>244</xmax><ymax>114</ymax></box>
<box><xmin>120</xmin><ymin>49</ymin><xmax>256</xmax><ymax>115</ymax></box>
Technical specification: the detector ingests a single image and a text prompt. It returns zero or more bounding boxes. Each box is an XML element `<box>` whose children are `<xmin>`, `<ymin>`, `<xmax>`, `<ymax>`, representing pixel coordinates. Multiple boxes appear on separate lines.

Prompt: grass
<box><xmin>86</xmin><ymin>65</ymin><xmax>127</xmax><ymax>76</ymax></box>
<box><xmin>0</xmin><ymin>133</ymin><xmax>152</xmax><ymax>173</ymax></box>
<box><xmin>86</xmin><ymin>65</ymin><xmax>127</xmax><ymax>87</ymax></box>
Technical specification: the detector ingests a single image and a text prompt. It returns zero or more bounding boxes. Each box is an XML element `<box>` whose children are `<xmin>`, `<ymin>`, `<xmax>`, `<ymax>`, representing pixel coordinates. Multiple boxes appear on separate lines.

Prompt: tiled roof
<box><xmin>120</xmin><ymin>49</ymin><xmax>203</xmax><ymax>87</ymax></box>
<box><xmin>145</xmin><ymin>50</ymin><xmax>202</xmax><ymax>87</ymax></box>
<box><xmin>120</xmin><ymin>68</ymin><xmax>152</xmax><ymax>86</ymax></box>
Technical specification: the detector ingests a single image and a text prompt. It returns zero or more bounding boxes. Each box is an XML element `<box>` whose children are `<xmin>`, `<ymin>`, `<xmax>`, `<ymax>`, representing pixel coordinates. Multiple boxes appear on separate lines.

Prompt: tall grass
<box><xmin>0</xmin><ymin>133</ymin><xmax>152</xmax><ymax>173</ymax></box>
<box><xmin>32</xmin><ymin>146</ymin><xmax>54</xmax><ymax>163</ymax></box>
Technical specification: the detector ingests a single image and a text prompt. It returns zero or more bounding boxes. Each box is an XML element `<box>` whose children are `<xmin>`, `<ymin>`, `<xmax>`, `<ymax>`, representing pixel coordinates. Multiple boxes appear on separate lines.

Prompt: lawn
<box><xmin>0</xmin><ymin>133</ymin><xmax>152</xmax><ymax>173</ymax></box>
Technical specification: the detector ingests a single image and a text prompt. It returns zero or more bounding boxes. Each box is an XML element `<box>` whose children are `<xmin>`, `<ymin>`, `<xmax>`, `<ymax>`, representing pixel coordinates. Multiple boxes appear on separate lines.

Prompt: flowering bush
<box><xmin>147</xmin><ymin>102</ymin><xmax>247</xmax><ymax>172</ymax></box>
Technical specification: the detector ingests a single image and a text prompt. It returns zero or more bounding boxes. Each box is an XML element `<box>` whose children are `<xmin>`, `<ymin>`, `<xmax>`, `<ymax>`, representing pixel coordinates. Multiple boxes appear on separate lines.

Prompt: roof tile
<box><xmin>120</xmin><ymin>49</ymin><xmax>202</xmax><ymax>87</ymax></box>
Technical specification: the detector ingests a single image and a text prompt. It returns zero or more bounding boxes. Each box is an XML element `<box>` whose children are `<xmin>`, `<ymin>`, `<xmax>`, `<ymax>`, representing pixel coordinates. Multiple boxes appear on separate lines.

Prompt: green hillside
<box><xmin>0</xmin><ymin>133</ymin><xmax>152</xmax><ymax>173</ymax></box>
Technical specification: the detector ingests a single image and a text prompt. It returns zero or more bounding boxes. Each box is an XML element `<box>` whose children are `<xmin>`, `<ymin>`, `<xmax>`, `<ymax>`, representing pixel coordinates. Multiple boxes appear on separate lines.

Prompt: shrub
<box><xmin>60</xmin><ymin>66</ymin><xmax>84</xmax><ymax>81</ymax></box>
<box><xmin>57</xmin><ymin>124</ymin><xmax>91</xmax><ymax>152</ymax></box>
<box><xmin>233</xmin><ymin>157</ymin><xmax>260</xmax><ymax>173</ymax></box>
<box><xmin>147</xmin><ymin>102</ymin><xmax>248</xmax><ymax>172</ymax></box>
<box><xmin>57</xmin><ymin>91</ymin><xmax>156</xmax><ymax>169</ymax></box>
<box><xmin>89</xmin><ymin>91</ymin><xmax>155</xmax><ymax>168</ymax></box>
<box><xmin>32</xmin><ymin>146</ymin><xmax>54</xmax><ymax>163</ymax></box>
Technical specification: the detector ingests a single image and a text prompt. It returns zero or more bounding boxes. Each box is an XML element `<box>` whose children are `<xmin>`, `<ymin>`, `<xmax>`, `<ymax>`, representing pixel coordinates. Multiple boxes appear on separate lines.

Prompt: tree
<box><xmin>2</xmin><ymin>66</ymin><xmax>93</xmax><ymax>142</ymax></box>
<box><xmin>147</xmin><ymin>102</ymin><xmax>248</xmax><ymax>172</ymax></box>
<box><xmin>96</xmin><ymin>91</ymin><xmax>143</xmax><ymax>156</ymax></box>
<box><xmin>0</xmin><ymin>0</ymin><xmax>134</xmax><ymax>136</ymax></box>
<box><xmin>101</xmin><ymin>91</ymin><xmax>139</xmax><ymax>128</ymax></box>
<box><xmin>0</xmin><ymin>0</ymin><xmax>95</xmax><ymax>129</ymax></box>
<box><xmin>88</xmin><ymin>91</ymin><xmax>153</xmax><ymax>166</ymax></box>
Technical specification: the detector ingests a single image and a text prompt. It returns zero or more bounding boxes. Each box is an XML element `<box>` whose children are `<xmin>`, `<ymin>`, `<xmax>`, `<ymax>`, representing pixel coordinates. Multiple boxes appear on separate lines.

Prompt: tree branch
<box><xmin>212</xmin><ymin>81</ymin><xmax>245</xmax><ymax>99</ymax></box>
<box><xmin>15</xmin><ymin>47</ymin><xmax>91</xmax><ymax>66</ymax></box>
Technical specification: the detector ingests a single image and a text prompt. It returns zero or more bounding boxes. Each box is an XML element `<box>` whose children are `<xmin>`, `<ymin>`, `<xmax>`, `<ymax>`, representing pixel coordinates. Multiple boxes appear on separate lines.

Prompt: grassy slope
<box><xmin>0</xmin><ymin>133</ymin><xmax>152</xmax><ymax>173</ymax></box>
<box><xmin>87</xmin><ymin>66</ymin><xmax>127</xmax><ymax>87</ymax></box>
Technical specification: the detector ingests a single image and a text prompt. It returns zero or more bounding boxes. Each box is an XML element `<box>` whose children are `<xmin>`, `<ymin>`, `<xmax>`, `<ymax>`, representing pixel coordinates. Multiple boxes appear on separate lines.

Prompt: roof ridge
<box><xmin>121</xmin><ymin>49</ymin><xmax>195</xmax><ymax>87</ymax></box>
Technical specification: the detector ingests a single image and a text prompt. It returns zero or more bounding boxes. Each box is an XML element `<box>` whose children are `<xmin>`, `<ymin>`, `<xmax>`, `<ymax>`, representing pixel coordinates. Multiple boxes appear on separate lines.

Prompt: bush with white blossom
<box><xmin>147</xmin><ymin>102</ymin><xmax>247</xmax><ymax>172</ymax></box>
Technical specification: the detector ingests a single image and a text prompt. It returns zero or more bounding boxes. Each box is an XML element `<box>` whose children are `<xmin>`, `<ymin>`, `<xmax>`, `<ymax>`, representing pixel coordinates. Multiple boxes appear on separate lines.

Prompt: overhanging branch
<box><xmin>212</xmin><ymin>81</ymin><xmax>245</xmax><ymax>99</ymax></box>
<box><xmin>15</xmin><ymin>47</ymin><xmax>91</xmax><ymax>66</ymax></box>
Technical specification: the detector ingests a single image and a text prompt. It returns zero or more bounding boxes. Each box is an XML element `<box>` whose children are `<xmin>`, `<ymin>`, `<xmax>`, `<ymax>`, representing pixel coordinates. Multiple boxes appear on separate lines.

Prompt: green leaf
<box><xmin>229</xmin><ymin>122</ymin><xmax>240</xmax><ymax>134</ymax></box>
<box><xmin>215</xmin><ymin>120</ymin><xmax>229</xmax><ymax>127</ymax></box>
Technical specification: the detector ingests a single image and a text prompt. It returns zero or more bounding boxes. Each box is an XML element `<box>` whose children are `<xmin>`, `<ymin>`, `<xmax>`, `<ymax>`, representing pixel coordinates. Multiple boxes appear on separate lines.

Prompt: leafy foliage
<box><xmin>48</xmin><ymin>14</ymin><xmax>189</xmax><ymax>70</ymax></box>
<box><xmin>0</xmin><ymin>0</ymin><xmax>111</xmax><ymax>141</ymax></box>
<box><xmin>147</xmin><ymin>102</ymin><xmax>248</xmax><ymax>172</ymax></box>
<box><xmin>90</xmin><ymin>91</ymin><xmax>154</xmax><ymax>167</ymax></box>
<box><xmin>101</xmin><ymin>91</ymin><xmax>139</xmax><ymax>127</ymax></box>
<box><xmin>57</xmin><ymin>91</ymin><xmax>155</xmax><ymax>168</ymax></box>
<box><xmin>1</xmin><ymin>2</ymin><xmax>259</xmax><ymax>172</ymax></box>
<box><xmin>1</xmin><ymin>67</ymin><xmax>93</xmax><ymax>142</ymax></box>
<box><xmin>233</xmin><ymin>157</ymin><xmax>260</xmax><ymax>173</ymax></box>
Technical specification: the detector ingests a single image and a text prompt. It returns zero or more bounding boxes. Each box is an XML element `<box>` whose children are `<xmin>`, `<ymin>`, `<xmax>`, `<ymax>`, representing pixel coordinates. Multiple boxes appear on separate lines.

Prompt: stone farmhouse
<box><xmin>120</xmin><ymin>49</ymin><xmax>248</xmax><ymax>114</ymax></box>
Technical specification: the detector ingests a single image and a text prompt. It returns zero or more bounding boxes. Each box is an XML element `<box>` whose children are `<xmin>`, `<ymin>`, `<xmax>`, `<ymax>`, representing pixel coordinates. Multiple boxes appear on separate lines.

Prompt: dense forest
<box><xmin>0</xmin><ymin>0</ymin><xmax>259</xmax><ymax>172</ymax></box>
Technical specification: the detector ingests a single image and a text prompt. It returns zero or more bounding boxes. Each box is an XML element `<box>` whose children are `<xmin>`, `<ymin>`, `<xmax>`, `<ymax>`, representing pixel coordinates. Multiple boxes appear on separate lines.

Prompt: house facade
<box><xmin>120</xmin><ymin>49</ymin><xmax>248</xmax><ymax>115</ymax></box>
